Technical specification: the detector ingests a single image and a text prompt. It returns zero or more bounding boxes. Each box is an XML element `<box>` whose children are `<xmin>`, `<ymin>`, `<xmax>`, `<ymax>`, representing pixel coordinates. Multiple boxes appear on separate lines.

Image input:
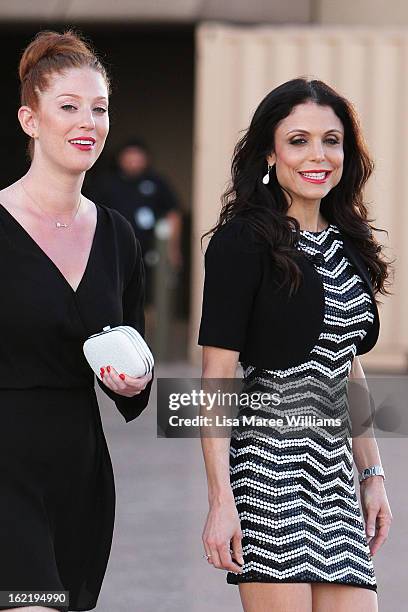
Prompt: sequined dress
<box><xmin>227</xmin><ymin>223</ymin><xmax>377</xmax><ymax>591</ymax></box>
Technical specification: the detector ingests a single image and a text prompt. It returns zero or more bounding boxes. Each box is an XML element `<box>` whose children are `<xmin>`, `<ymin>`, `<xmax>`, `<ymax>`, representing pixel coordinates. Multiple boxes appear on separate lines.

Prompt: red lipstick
<box><xmin>298</xmin><ymin>170</ymin><xmax>332</xmax><ymax>184</ymax></box>
<box><xmin>68</xmin><ymin>137</ymin><xmax>96</xmax><ymax>151</ymax></box>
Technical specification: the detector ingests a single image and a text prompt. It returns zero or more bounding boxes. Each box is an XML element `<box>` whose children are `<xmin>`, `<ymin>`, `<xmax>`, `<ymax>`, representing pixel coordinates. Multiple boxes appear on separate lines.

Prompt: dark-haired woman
<box><xmin>198</xmin><ymin>79</ymin><xmax>393</xmax><ymax>611</ymax></box>
<box><xmin>0</xmin><ymin>30</ymin><xmax>152</xmax><ymax>612</ymax></box>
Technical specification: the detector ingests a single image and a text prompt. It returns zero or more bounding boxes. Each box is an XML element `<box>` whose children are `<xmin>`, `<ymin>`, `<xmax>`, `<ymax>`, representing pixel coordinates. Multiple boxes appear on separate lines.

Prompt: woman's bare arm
<box><xmin>349</xmin><ymin>356</ymin><xmax>392</xmax><ymax>556</ymax></box>
<box><xmin>200</xmin><ymin>346</ymin><xmax>244</xmax><ymax>572</ymax></box>
<box><xmin>349</xmin><ymin>356</ymin><xmax>383</xmax><ymax>473</ymax></box>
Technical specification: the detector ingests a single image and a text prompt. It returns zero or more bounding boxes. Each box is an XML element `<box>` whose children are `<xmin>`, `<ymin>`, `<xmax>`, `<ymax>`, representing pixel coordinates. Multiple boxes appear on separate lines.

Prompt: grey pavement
<box><xmin>95</xmin><ymin>362</ymin><xmax>406</xmax><ymax>612</ymax></box>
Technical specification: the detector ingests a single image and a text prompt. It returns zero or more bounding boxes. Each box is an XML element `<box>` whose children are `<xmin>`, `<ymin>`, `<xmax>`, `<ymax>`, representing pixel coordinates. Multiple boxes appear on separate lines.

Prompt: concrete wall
<box><xmin>318</xmin><ymin>0</ymin><xmax>408</xmax><ymax>26</ymax></box>
<box><xmin>1</xmin><ymin>0</ymin><xmax>407</xmax><ymax>25</ymax></box>
<box><xmin>0</xmin><ymin>0</ymin><xmax>311</xmax><ymax>23</ymax></box>
<box><xmin>189</xmin><ymin>22</ymin><xmax>408</xmax><ymax>371</ymax></box>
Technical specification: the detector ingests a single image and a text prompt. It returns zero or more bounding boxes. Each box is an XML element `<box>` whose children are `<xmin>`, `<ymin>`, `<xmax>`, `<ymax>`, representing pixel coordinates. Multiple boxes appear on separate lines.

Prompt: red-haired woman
<box><xmin>0</xmin><ymin>30</ymin><xmax>152</xmax><ymax>612</ymax></box>
<box><xmin>199</xmin><ymin>79</ymin><xmax>393</xmax><ymax>611</ymax></box>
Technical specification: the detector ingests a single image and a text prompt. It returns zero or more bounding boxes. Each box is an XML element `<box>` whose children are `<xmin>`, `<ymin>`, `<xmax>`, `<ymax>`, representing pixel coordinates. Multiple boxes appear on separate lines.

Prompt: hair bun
<box><xmin>19</xmin><ymin>28</ymin><xmax>109</xmax><ymax>160</ymax></box>
<box><xmin>19</xmin><ymin>29</ymin><xmax>93</xmax><ymax>83</ymax></box>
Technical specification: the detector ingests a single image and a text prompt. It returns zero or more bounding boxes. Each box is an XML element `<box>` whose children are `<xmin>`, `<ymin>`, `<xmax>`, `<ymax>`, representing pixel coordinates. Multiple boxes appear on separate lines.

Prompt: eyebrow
<box><xmin>56</xmin><ymin>94</ymin><xmax>108</xmax><ymax>102</ymax></box>
<box><xmin>286</xmin><ymin>129</ymin><xmax>343</xmax><ymax>135</ymax></box>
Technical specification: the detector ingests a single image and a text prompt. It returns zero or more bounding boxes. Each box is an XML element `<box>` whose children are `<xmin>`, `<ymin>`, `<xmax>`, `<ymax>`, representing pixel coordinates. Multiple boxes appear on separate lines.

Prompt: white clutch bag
<box><xmin>83</xmin><ymin>325</ymin><xmax>154</xmax><ymax>381</ymax></box>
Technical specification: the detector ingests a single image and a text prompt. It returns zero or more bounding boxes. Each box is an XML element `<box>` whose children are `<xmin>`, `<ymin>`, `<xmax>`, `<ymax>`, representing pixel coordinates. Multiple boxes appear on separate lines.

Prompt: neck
<box><xmin>287</xmin><ymin>197</ymin><xmax>326</xmax><ymax>232</ymax></box>
<box><xmin>21</xmin><ymin>157</ymin><xmax>85</xmax><ymax>215</ymax></box>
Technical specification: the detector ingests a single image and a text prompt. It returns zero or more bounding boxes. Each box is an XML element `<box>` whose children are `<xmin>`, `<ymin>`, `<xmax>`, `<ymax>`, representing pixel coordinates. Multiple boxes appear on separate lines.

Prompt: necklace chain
<box><xmin>20</xmin><ymin>181</ymin><xmax>82</xmax><ymax>229</ymax></box>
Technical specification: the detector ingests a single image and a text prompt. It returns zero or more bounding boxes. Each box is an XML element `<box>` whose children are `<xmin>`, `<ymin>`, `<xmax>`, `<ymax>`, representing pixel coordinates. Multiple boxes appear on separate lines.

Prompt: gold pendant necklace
<box><xmin>20</xmin><ymin>181</ymin><xmax>82</xmax><ymax>229</ymax></box>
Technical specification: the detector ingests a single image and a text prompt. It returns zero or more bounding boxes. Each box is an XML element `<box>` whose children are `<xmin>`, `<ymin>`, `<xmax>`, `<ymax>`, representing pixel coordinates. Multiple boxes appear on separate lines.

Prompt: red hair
<box><xmin>19</xmin><ymin>29</ymin><xmax>110</xmax><ymax>158</ymax></box>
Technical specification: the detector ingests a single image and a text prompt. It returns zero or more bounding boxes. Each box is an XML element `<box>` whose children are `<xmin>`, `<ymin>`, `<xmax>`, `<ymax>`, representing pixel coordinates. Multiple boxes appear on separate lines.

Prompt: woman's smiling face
<box><xmin>267</xmin><ymin>101</ymin><xmax>344</xmax><ymax>205</ymax></box>
<box><xmin>20</xmin><ymin>66</ymin><xmax>109</xmax><ymax>175</ymax></box>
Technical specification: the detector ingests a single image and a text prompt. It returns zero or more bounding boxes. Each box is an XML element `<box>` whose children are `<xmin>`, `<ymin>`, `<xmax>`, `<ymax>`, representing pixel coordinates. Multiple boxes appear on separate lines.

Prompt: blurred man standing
<box><xmin>88</xmin><ymin>138</ymin><xmax>183</xmax><ymax>306</ymax></box>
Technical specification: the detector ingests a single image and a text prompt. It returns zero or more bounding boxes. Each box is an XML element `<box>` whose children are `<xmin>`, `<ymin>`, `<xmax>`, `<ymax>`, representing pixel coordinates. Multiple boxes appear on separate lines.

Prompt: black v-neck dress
<box><xmin>0</xmin><ymin>202</ymin><xmax>153</xmax><ymax>611</ymax></box>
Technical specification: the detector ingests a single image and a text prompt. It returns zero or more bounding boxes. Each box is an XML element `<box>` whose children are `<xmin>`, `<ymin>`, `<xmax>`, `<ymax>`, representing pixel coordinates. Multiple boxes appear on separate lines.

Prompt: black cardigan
<box><xmin>198</xmin><ymin>218</ymin><xmax>380</xmax><ymax>370</ymax></box>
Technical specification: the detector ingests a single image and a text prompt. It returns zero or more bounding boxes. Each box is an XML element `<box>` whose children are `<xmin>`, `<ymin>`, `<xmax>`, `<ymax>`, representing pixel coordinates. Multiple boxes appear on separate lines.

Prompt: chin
<box><xmin>65</xmin><ymin>159</ymin><xmax>96</xmax><ymax>175</ymax></box>
<box><xmin>300</xmin><ymin>186</ymin><xmax>332</xmax><ymax>199</ymax></box>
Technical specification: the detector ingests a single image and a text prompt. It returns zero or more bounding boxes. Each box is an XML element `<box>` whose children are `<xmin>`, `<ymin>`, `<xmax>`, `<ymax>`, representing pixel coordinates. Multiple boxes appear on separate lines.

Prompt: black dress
<box><xmin>0</xmin><ymin>201</ymin><xmax>153</xmax><ymax>611</ymax></box>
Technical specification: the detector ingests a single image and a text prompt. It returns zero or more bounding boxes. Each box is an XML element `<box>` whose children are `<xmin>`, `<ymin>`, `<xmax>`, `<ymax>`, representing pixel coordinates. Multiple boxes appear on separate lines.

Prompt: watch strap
<box><xmin>358</xmin><ymin>464</ymin><xmax>385</xmax><ymax>483</ymax></box>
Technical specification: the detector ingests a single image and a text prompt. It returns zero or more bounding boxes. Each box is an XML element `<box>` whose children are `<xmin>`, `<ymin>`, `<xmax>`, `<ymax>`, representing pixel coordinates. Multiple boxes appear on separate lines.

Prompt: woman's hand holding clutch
<box><xmin>99</xmin><ymin>364</ymin><xmax>152</xmax><ymax>397</ymax></box>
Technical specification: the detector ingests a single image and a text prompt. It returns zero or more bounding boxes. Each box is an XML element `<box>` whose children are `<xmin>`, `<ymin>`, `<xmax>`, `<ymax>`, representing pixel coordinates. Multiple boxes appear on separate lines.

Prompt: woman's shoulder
<box><xmin>206</xmin><ymin>216</ymin><xmax>264</xmax><ymax>255</ymax></box>
<box><xmin>95</xmin><ymin>200</ymin><xmax>133</xmax><ymax>235</ymax></box>
<box><xmin>95</xmin><ymin>200</ymin><xmax>139</xmax><ymax>245</ymax></box>
<box><xmin>94</xmin><ymin>201</ymin><xmax>142</xmax><ymax>273</ymax></box>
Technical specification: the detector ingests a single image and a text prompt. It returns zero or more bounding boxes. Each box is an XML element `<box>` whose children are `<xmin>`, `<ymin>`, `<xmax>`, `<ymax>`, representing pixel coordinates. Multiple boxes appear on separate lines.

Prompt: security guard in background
<box><xmin>87</xmin><ymin>138</ymin><xmax>183</xmax><ymax>306</ymax></box>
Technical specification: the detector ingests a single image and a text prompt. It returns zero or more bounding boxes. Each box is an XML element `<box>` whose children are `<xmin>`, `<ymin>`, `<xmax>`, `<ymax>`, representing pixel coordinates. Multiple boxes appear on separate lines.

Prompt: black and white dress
<box><xmin>227</xmin><ymin>223</ymin><xmax>377</xmax><ymax>591</ymax></box>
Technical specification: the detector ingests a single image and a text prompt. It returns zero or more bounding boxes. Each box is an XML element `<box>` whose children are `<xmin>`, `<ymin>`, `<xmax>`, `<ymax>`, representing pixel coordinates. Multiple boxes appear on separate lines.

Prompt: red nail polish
<box><xmin>101</xmin><ymin>372</ymin><xmax>104</xmax><ymax>378</ymax></box>
<box><xmin>119</xmin><ymin>373</ymin><xmax>125</xmax><ymax>380</ymax></box>
<box><xmin>100</xmin><ymin>367</ymin><xmax>105</xmax><ymax>374</ymax></box>
<box><xmin>107</xmin><ymin>366</ymin><xmax>111</xmax><ymax>373</ymax></box>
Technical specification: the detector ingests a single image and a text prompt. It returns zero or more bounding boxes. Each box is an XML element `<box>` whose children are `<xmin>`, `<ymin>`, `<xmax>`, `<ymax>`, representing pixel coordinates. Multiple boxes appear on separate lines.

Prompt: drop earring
<box><xmin>262</xmin><ymin>163</ymin><xmax>273</xmax><ymax>185</ymax></box>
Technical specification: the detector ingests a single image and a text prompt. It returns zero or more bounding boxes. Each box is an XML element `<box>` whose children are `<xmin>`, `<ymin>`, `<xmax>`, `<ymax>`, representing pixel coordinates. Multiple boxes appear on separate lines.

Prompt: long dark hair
<box><xmin>201</xmin><ymin>78</ymin><xmax>393</xmax><ymax>300</ymax></box>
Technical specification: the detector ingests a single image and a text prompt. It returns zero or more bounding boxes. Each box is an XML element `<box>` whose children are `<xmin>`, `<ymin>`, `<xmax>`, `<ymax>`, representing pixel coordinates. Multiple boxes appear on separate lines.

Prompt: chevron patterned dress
<box><xmin>227</xmin><ymin>224</ymin><xmax>377</xmax><ymax>591</ymax></box>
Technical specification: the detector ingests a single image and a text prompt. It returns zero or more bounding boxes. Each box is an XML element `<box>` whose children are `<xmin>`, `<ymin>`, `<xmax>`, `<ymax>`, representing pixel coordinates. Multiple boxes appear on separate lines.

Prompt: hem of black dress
<box><xmin>226</xmin><ymin>574</ymin><xmax>377</xmax><ymax>592</ymax></box>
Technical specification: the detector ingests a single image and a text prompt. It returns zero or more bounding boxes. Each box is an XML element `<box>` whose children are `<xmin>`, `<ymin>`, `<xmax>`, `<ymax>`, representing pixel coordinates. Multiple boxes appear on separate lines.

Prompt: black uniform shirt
<box><xmin>87</xmin><ymin>169</ymin><xmax>179</xmax><ymax>255</ymax></box>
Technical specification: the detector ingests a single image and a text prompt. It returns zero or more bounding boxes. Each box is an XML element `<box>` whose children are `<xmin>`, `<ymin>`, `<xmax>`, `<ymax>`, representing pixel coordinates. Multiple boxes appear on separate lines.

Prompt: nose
<box><xmin>79</xmin><ymin>107</ymin><xmax>96</xmax><ymax>130</ymax></box>
<box><xmin>310</xmin><ymin>139</ymin><xmax>325</xmax><ymax>162</ymax></box>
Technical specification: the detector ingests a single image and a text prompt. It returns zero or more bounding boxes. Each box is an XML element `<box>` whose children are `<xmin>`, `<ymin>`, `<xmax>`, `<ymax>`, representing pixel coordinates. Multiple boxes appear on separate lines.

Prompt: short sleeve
<box><xmin>198</xmin><ymin>219</ymin><xmax>263</xmax><ymax>352</ymax></box>
<box><xmin>96</xmin><ymin>225</ymin><xmax>153</xmax><ymax>423</ymax></box>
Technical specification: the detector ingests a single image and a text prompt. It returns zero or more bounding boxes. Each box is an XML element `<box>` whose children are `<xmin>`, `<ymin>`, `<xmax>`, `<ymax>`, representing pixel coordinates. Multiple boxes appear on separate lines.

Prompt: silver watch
<box><xmin>358</xmin><ymin>465</ymin><xmax>385</xmax><ymax>484</ymax></box>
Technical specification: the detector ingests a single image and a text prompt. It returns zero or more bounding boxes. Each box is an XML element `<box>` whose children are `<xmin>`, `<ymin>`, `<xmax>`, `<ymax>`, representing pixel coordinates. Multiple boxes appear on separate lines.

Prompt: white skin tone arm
<box><xmin>200</xmin><ymin>346</ymin><xmax>244</xmax><ymax>572</ymax></box>
<box><xmin>349</xmin><ymin>356</ymin><xmax>393</xmax><ymax>556</ymax></box>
